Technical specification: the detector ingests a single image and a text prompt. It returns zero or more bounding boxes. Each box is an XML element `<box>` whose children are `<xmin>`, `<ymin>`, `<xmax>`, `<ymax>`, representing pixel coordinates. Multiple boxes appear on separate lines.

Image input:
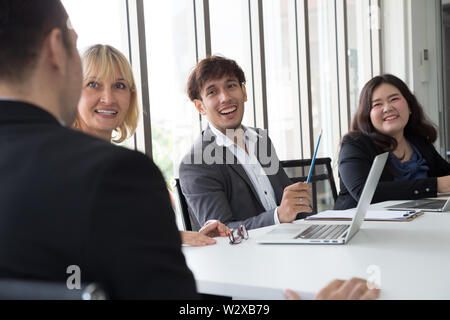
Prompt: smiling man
<box><xmin>179</xmin><ymin>56</ymin><xmax>313</xmax><ymax>230</ymax></box>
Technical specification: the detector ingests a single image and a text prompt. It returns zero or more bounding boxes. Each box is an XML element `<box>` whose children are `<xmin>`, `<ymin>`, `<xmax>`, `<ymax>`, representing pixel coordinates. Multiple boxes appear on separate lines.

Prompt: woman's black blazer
<box><xmin>334</xmin><ymin>133</ymin><xmax>450</xmax><ymax>210</ymax></box>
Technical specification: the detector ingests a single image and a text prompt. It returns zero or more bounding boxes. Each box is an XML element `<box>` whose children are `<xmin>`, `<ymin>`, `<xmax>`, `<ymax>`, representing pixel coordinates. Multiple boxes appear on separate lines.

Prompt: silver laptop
<box><xmin>257</xmin><ymin>152</ymin><xmax>388</xmax><ymax>245</ymax></box>
<box><xmin>385</xmin><ymin>198</ymin><xmax>450</xmax><ymax>212</ymax></box>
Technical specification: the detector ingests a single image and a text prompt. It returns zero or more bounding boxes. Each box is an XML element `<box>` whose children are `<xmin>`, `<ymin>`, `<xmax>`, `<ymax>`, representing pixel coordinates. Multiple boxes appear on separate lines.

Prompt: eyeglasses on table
<box><xmin>228</xmin><ymin>225</ymin><xmax>249</xmax><ymax>245</ymax></box>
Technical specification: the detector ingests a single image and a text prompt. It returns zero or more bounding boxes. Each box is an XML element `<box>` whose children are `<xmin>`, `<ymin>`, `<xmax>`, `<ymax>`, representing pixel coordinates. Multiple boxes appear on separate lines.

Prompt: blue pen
<box><xmin>306</xmin><ymin>129</ymin><xmax>322</xmax><ymax>184</ymax></box>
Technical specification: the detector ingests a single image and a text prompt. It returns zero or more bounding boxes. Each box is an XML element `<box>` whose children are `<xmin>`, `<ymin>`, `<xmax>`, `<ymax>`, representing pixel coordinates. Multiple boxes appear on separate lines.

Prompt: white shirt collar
<box><xmin>209</xmin><ymin>123</ymin><xmax>261</xmax><ymax>148</ymax></box>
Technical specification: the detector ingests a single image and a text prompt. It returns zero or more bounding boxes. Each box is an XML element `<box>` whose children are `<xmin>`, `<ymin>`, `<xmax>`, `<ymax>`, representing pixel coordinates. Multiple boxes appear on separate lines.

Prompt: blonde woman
<box><xmin>75</xmin><ymin>44</ymin><xmax>230</xmax><ymax>246</ymax></box>
<box><xmin>74</xmin><ymin>44</ymin><xmax>138</xmax><ymax>143</ymax></box>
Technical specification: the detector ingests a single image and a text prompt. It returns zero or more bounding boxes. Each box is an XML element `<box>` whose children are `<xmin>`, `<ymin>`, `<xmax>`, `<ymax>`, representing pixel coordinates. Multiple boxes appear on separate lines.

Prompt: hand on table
<box><xmin>199</xmin><ymin>220</ymin><xmax>231</xmax><ymax>238</ymax></box>
<box><xmin>437</xmin><ymin>175</ymin><xmax>450</xmax><ymax>194</ymax></box>
<box><xmin>181</xmin><ymin>220</ymin><xmax>231</xmax><ymax>247</ymax></box>
<box><xmin>181</xmin><ymin>231</ymin><xmax>217</xmax><ymax>247</ymax></box>
<box><xmin>284</xmin><ymin>277</ymin><xmax>380</xmax><ymax>300</ymax></box>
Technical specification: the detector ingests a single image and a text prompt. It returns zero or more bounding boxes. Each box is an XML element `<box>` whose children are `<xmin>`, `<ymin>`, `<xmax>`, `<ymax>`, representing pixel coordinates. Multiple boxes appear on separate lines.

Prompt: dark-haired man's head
<box><xmin>0</xmin><ymin>0</ymin><xmax>73</xmax><ymax>82</ymax></box>
<box><xmin>186</xmin><ymin>56</ymin><xmax>247</xmax><ymax>134</ymax></box>
<box><xmin>0</xmin><ymin>0</ymin><xmax>82</xmax><ymax>124</ymax></box>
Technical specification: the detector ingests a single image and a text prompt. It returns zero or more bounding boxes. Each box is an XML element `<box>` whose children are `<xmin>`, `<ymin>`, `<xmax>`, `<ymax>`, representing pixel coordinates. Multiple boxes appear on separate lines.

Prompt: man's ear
<box><xmin>44</xmin><ymin>28</ymin><xmax>67</xmax><ymax>76</ymax></box>
<box><xmin>194</xmin><ymin>99</ymin><xmax>206</xmax><ymax>115</ymax></box>
<box><xmin>241</xmin><ymin>84</ymin><xmax>248</xmax><ymax>103</ymax></box>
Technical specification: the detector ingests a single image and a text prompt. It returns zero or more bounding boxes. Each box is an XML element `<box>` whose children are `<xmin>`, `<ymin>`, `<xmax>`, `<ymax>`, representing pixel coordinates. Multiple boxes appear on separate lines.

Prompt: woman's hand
<box><xmin>180</xmin><ymin>231</ymin><xmax>216</xmax><ymax>247</ymax></box>
<box><xmin>284</xmin><ymin>277</ymin><xmax>380</xmax><ymax>300</ymax></box>
<box><xmin>199</xmin><ymin>220</ymin><xmax>231</xmax><ymax>238</ymax></box>
<box><xmin>180</xmin><ymin>220</ymin><xmax>231</xmax><ymax>247</ymax></box>
<box><xmin>437</xmin><ymin>175</ymin><xmax>450</xmax><ymax>194</ymax></box>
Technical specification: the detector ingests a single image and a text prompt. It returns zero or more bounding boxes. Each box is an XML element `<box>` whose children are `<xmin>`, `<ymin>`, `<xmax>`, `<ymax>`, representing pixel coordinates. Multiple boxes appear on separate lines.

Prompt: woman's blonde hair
<box><xmin>74</xmin><ymin>44</ymin><xmax>139</xmax><ymax>143</ymax></box>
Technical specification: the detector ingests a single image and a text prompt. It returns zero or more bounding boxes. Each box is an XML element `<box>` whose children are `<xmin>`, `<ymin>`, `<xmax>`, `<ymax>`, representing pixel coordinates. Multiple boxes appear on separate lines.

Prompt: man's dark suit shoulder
<box><xmin>0</xmin><ymin>113</ymin><xmax>198</xmax><ymax>299</ymax></box>
<box><xmin>55</xmin><ymin>129</ymin><xmax>199</xmax><ymax>299</ymax></box>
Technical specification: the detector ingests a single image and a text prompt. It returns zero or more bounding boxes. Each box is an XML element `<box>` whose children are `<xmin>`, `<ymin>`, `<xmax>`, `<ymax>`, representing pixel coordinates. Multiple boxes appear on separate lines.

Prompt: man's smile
<box><xmin>219</xmin><ymin>105</ymin><xmax>238</xmax><ymax>115</ymax></box>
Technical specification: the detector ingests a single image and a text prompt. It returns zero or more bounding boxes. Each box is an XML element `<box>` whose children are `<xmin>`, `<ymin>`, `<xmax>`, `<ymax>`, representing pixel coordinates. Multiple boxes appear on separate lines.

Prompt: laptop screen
<box><xmin>345</xmin><ymin>152</ymin><xmax>388</xmax><ymax>241</ymax></box>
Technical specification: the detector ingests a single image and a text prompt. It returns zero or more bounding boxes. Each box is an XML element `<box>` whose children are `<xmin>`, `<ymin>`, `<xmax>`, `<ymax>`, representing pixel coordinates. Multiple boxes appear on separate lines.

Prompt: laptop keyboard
<box><xmin>295</xmin><ymin>224</ymin><xmax>349</xmax><ymax>240</ymax></box>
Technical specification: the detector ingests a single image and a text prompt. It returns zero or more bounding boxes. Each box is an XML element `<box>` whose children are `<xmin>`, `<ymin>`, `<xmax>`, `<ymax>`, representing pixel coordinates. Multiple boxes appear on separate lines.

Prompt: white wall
<box><xmin>381</xmin><ymin>0</ymin><xmax>444</xmax><ymax>153</ymax></box>
<box><xmin>381</xmin><ymin>0</ymin><xmax>409</xmax><ymax>81</ymax></box>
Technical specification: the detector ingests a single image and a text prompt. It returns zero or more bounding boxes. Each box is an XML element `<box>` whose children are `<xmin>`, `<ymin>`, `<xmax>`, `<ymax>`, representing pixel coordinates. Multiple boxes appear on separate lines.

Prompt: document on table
<box><xmin>306</xmin><ymin>209</ymin><xmax>423</xmax><ymax>221</ymax></box>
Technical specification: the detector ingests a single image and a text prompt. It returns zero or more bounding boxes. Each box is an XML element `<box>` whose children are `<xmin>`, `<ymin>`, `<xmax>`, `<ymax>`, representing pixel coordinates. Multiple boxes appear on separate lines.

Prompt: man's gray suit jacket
<box><xmin>179</xmin><ymin>126</ymin><xmax>293</xmax><ymax>230</ymax></box>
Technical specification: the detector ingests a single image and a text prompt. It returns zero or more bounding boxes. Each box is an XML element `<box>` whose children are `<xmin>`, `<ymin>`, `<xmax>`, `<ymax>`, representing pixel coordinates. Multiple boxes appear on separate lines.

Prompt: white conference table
<box><xmin>182</xmin><ymin>200</ymin><xmax>450</xmax><ymax>300</ymax></box>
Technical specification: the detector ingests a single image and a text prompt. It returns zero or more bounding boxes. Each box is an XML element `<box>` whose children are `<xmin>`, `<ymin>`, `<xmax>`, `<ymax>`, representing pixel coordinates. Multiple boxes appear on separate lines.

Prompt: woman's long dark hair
<box><xmin>349</xmin><ymin>74</ymin><xmax>437</xmax><ymax>152</ymax></box>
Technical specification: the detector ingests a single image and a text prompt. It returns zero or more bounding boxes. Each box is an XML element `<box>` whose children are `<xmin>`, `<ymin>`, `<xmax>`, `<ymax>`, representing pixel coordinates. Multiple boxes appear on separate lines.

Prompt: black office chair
<box><xmin>0</xmin><ymin>279</ymin><xmax>107</xmax><ymax>300</ymax></box>
<box><xmin>280</xmin><ymin>157</ymin><xmax>338</xmax><ymax>213</ymax></box>
<box><xmin>172</xmin><ymin>178</ymin><xmax>194</xmax><ymax>231</ymax></box>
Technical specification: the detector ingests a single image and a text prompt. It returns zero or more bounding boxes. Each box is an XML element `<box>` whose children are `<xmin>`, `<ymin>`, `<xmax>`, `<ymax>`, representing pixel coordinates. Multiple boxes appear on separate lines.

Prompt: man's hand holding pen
<box><xmin>277</xmin><ymin>129</ymin><xmax>320</xmax><ymax>223</ymax></box>
<box><xmin>277</xmin><ymin>182</ymin><xmax>312</xmax><ymax>223</ymax></box>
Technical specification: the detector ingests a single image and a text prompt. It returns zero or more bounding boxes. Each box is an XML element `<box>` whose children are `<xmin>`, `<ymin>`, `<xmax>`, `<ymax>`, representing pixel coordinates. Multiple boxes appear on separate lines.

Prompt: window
<box><xmin>62</xmin><ymin>0</ymin><xmax>129</xmax><ymax>56</ymax></box>
<box><xmin>144</xmin><ymin>0</ymin><xmax>198</xmax><ymax>183</ymax></box>
<box><xmin>209</xmin><ymin>0</ymin><xmax>255</xmax><ymax>128</ymax></box>
<box><xmin>263</xmin><ymin>0</ymin><xmax>303</xmax><ymax>161</ymax></box>
<box><xmin>346</xmin><ymin>0</ymin><xmax>372</xmax><ymax>116</ymax></box>
<box><xmin>308</xmin><ymin>0</ymin><xmax>340</xmax><ymax>161</ymax></box>
<box><xmin>307</xmin><ymin>0</ymin><xmax>341</xmax><ymax>210</ymax></box>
